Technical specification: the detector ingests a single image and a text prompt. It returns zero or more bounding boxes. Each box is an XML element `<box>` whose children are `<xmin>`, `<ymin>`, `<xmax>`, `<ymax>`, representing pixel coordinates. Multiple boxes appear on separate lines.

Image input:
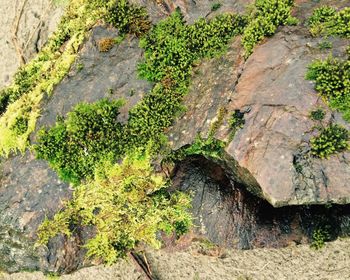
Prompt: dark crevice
<box><xmin>171</xmin><ymin>155</ymin><xmax>350</xmax><ymax>249</ymax></box>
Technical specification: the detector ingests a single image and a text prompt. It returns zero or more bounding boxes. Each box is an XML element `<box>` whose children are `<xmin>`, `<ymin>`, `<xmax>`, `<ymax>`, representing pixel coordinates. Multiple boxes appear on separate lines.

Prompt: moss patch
<box><xmin>37</xmin><ymin>152</ymin><xmax>192</xmax><ymax>264</ymax></box>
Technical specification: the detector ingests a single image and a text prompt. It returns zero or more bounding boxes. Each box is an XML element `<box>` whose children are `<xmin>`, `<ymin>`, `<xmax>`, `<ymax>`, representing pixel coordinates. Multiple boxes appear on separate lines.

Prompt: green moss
<box><xmin>317</xmin><ymin>40</ymin><xmax>332</xmax><ymax>50</ymax></box>
<box><xmin>308</xmin><ymin>6</ymin><xmax>350</xmax><ymax>38</ymax></box>
<box><xmin>310</xmin><ymin>227</ymin><xmax>331</xmax><ymax>250</ymax></box>
<box><xmin>106</xmin><ymin>0</ymin><xmax>151</xmax><ymax>37</ymax></box>
<box><xmin>35</xmin><ymin>99</ymin><xmax>125</xmax><ymax>184</ymax></box>
<box><xmin>306</xmin><ymin>55</ymin><xmax>350</xmax><ymax>122</ymax></box>
<box><xmin>184</xmin><ymin>135</ymin><xmax>226</xmax><ymax>159</ymax></box>
<box><xmin>310</xmin><ymin>124</ymin><xmax>349</xmax><ymax>159</ymax></box>
<box><xmin>211</xmin><ymin>3</ymin><xmax>222</xmax><ymax>12</ymax></box>
<box><xmin>229</xmin><ymin>109</ymin><xmax>245</xmax><ymax>139</ymax></box>
<box><xmin>309</xmin><ymin>108</ymin><xmax>326</xmax><ymax>121</ymax></box>
<box><xmin>242</xmin><ymin>0</ymin><xmax>297</xmax><ymax>57</ymax></box>
<box><xmin>37</xmin><ymin>152</ymin><xmax>192</xmax><ymax>264</ymax></box>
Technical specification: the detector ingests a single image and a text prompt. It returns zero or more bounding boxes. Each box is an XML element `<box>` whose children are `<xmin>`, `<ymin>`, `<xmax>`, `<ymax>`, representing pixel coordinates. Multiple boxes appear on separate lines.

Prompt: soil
<box><xmin>1</xmin><ymin>238</ymin><xmax>350</xmax><ymax>280</ymax></box>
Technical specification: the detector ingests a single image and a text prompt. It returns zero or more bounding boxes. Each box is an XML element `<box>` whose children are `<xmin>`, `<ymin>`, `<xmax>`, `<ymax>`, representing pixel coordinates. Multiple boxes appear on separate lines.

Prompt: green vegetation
<box><xmin>306</xmin><ymin>55</ymin><xmax>350</xmax><ymax>121</ymax></box>
<box><xmin>0</xmin><ymin>0</ymin><xmax>149</xmax><ymax>157</ymax></box>
<box><xmin>310</xmin><ymin>227</ymin><xmax>331</xmax><ymax>250</ymax></box>
<box><xmin>309</xmin><ymin>108</ymin><xmax>325</xmax><ymax>121</ymax></box>
<box><xmin>242</xmin><ymin>0</ymin><xmax>297</xmax><ymax>57</ymax></box>
<box><xmin>184</xmin><ymin>135</ymin><xmax>226</xmax><ymax>159</ymax></box>
<box><xmin>0</xmin><ymin>0</ymin><xmax>118</xmax><ymax>156</ymax></box>
<box><xmin>318</xmin><ymin>40</ymin><xmax>332</xmax><ymax>50</ymax></box>
<box><xmin>106</xmin><ymin>0</ymin><xmax>151</xmax><ymax>37</ymax></box>
<box><xmin>308</xmin><ymin>6</ymin><xmax>350</xmax><ymax>37</ymax></box>
<box><xmin>35</xmin><ymin>99</ymin><xmax>125</xmax><ymax>184</ymax></box>
<box><xmin>229</xmin><ymin>109</ymin><xmax>245</xmax><ymax>139</ymax></box>
<box><xmin>211</xmin><ymin>3</ymin><xmax>222</xmax><ymax>12</ymax></box>
<box><xmin>310</xmin><ymin>124</ymin><xmax>349</xmax><ymax>159</ymax></box>
<box><xmin>37</xmin><ymin>153</ymin><xmax>192</xmax><ymax>264</ymax></box>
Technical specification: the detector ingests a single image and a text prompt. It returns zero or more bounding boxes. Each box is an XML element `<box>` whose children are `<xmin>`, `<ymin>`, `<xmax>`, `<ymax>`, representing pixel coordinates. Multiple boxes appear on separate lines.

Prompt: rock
<box><xmin>168</xmin><ymin>23</ymin><xmax>350</xmax><ymax>206</ymax></box>
<box><xmin>0</xmin><ymin>0</ymin><xmax>63</xmax><ymax>88</ymax></box>
<box><xmin>35</xmin><ymin>25</ymin><xmax>152</xmax><ymax>132</ymax></box>
<box><xmin>172</xmin><ymin>156</ymin><xmax>350</xmax><ymax>249</ymax></box>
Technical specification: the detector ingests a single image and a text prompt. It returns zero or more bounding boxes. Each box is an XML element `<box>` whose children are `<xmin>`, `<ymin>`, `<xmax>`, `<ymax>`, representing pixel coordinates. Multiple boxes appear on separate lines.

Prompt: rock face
<box><xmin>0</xmin><ymin>0</ymin><xmax>63</xmax><ymax>88</ymax></box>
<box><xmin>172</xmin><ymin>156</ymin><xmax>350</xmax><ymax>249</ymax></box>
<box><xmin>168</xmin><ymin>7</ymin><xmax>350</xmax><ymax>206</ymax></box>
<box><xmin>1</xmin><ymin>0</ymin><xmax>350</xmax><ymax>274</ymax></box>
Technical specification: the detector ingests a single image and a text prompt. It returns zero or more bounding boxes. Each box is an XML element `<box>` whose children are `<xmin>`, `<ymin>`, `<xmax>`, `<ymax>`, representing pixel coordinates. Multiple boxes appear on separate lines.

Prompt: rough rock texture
<box><xmin>1</xmin><ymin>24</ymin><xmax>152</xmax><ymax>273</ymax></box>
<box><xmin>36</xmin><ymin>25</ymin><xmax>152</xmax><ymax>131</ymax></box>
<box><xmin>172</xmin><ymin>156</ymin><xmax>350</xmax><ymax>249</ymax></box>
<box><xmin>0</xmin><ymin>0</ymin><xmax>63</xmax><ymax>88</ymax></box>
<box><xmin>168</xmin><ymin>1</ymin><xmax>350</xmax><ymax>206</ymax></box>
<box><xmin>1</xmin><ymin>0</ymin><xmax>350</xmax><ymax>275</ymax></box>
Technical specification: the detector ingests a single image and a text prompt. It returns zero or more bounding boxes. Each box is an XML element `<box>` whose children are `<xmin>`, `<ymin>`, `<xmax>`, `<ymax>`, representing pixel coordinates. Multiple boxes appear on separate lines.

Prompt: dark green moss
<box><xmin>310</xmin><ymin>108</ymin><xmax>326</xmax><ymax>121</ymax></box>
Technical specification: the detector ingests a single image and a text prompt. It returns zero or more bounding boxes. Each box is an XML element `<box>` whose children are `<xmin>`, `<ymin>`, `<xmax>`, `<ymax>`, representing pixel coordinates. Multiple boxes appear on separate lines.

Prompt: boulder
<box><xmin>168</xmin><ymin>27</ymin><xmax>350</xmax><ymax>207</ymax></box>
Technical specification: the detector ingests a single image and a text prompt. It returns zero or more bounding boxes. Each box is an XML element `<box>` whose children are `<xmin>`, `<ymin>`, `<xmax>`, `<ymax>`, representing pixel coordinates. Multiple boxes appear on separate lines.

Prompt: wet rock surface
<box><xmin>172</xmin><ymin>156</ymin><xmax>350</xmax><ymax>249</ymax></box>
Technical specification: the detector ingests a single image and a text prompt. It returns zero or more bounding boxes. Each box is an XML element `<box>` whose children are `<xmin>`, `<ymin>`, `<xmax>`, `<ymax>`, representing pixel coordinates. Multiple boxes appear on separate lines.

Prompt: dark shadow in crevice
<box><xmin>171</xmin><ymin>155</ymin><xmax>350</xmax><ymax>249</ymax></box>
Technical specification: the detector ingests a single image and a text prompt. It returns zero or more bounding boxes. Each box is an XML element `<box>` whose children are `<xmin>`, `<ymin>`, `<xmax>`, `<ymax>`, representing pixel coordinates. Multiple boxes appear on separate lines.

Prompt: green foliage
<box><xmin>306</xmin><ymin>55</ymin><xmax>350</xmax><ymax>121</ymax></box>
<box><xmin>229</xmin><ymin>110</ymin><xmax>245</xmax><ymax>139</ymax></box>
<box><xmin>37</xmin><ymin>153</ymin><xmax>192</xmax><ymax>264</ymax></box>
<box><xmin>318</xmin><ymin>40</ymin><xmax>332</xmax><ymax>50</ymax></box>
<box><xmin>309</xmin><ymin>108</ymin><xmax>325</xmax><ymax>121</ymax></box>
<box><xmin>308</xmin><ymin>6</ymin><xmax>350</xmax><ymax>37</ymax></box>
<box><xmin>242</xmin><ymin>0</ymin><xmax>297</xmax><ymax>57</ymax></box>
<box><xmin>35</xmin><ymin>99</ymin><xmax>125</xmax><ymax>184</ymax></box>
<box><xmin>211</xmin><ymin>3</ymin><xmax>222</xmax><ymax>12</ymax></box>
<box><xmin>310</xmin><ymin>227</ymin><xmax>331</xmax><ymax>250</ymax></box>
<box><xmin>106</xmin><ymin>0</ymin><xmax>151</xmax><ymax>37</ymax></box>
<box><xmin>0</xmin><ymin>0</ymin><xmax>149</xmax><ymax>157</ymax></box>
<box><xmin>11</xmin><ymin>116</ymin><xmax>29</xmax><ymax>136</ymax></box>
<box><xmin>310</xmin><ymin>124</ymin><xmax>349</xmax><ymax>159</ymax></box>
<box><xmin>184</xmin><ymin>135</ymin><xmax>226</xmax><ymax>159</ymax></box>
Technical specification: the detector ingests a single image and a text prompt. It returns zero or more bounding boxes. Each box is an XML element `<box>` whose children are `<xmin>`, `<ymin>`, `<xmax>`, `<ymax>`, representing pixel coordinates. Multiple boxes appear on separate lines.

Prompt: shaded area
<box><xmin>172</xmin><ymin>156</ymin><xmax>350</xmax><ymax>249</ymax></box>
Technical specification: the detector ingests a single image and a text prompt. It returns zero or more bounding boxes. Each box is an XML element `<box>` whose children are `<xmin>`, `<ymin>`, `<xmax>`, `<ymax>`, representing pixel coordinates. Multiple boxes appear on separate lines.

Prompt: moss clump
<box><xmin>35</xmin><ymin>99</ymin><xmax>125</xmax><ymax>184</ymax></box>
<box><xmin>306</xmin><ymin>55</ymin><xmax>350</xmax><ymax>121</ymax></box>
<box><xmin>211</xmin><ymin>3</ymin><xmax>222</xmax><ymax>12</ymax></box>
<box><xmin>310</xmin><ymin>227</ymin><xmax>331</xmax><ymax>250</ymax></box>
<box><xmin>228</xmin><ymin>110</ymin><xmax>245</xmax><ymax>139</ymax></box>
<box><xmin>37</xmin><ymin>153</ymin><xmax>192</xmax><ymax>264</ymax></box>
<box><xmin>309</xmin><ymin>108</ymin><xmax>326</xmax><ymax>121</ymax></box>
<box><xmin>97</xmin><ymin>37</ymin><xmax>115</xmax><ymax>52</ymax></box>
<box><xmin>308</xmin><ymin>6</ymin><xmax>350</xmax><ymax>38</ymax></box>
<box><xmin>242</xmin><ymin>0</ymin><xmax>297</xmax><ymax>57</ymax></box>
<box><xmin>310</xmin><ymin>124</ymin><xmax>349</xmax><ymax>159</ymax></box>
<box><xmin>106</xmin><ymin>0</ymin><xmax>151</xmax><ymax>37</ymax></box>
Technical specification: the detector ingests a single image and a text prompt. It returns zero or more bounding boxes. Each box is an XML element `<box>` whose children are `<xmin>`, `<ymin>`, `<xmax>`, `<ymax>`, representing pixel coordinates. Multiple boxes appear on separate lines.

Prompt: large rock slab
<box><xmin>169</xmin><ymin>26</ymin><xmax>350</xmax><ymax>206</ymax></box>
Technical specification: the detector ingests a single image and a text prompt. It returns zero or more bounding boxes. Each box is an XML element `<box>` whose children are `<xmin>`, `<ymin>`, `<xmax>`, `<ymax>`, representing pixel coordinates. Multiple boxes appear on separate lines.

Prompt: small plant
<box><xmin>306</xmin><ymin>55</ymin><xmax>350</xmax><ymax>121</ymax></box>
<box><xmin>35</xmin><ymin>98</ymin><xmax>125</xmax><ymax>184</ymax></box>
<box><xmin>211</xmin><ymin>3</ymin><xmax>222</xmax><ymax>12</ymax></box>
<box><xmin>76</xmin><ymin>62</ymin><xmax>84</xmax><ymax>71</ymax></box>
<box><xmin>106</xmin><ymin>0</ymin><xmax>151</xmax><ymax>37</ymax></box>
<box><xmin>228</xmin><ymin>109</ymin><xmax>245</xmax><ymax>140</ymax></box>
<box><xmin>318</xmin><ymin>40</ymin><xmax>332</xmax><ymax>50</ymax></box>
<box><xmin>37</xmin><ymin>153</ymin><xmax>192</xmax><ymax>264</ymax></box>
<box><xmin>310</xmin><ymin>228</ymin><xmax>330</xmax><ymax>250</ymax></box>
<box><xmin>310</xmin><ymin>124</ymin><xmax>349</xmax><ymax>159</ymax></box>
<box><xmin>242</xmin><ymin>0</ymin><xmax>297</xmax><ymax>57</ymax></box>
<box><xmin>309</xmin><ymin>108</ymin><xmax>326</xmax><ymax>121</ymax></box>
<box><xmin>97</xmin><ymin>37</ymin><xmax>115</xmax><ymax>52</ymax></box>
<box><xmin>307</xmin><ymin>6</ymin><xmax>350</xmax><ymax>38</ymax></box>
<box><xmin>184</xmin><ymin>135</ymin><xmax>226</xmax><ymax>159</ymax></box>
<box><xmin>11</xmin><ymin>116</ymin><xmax>29</xmax><ymax>136</ymax></box>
